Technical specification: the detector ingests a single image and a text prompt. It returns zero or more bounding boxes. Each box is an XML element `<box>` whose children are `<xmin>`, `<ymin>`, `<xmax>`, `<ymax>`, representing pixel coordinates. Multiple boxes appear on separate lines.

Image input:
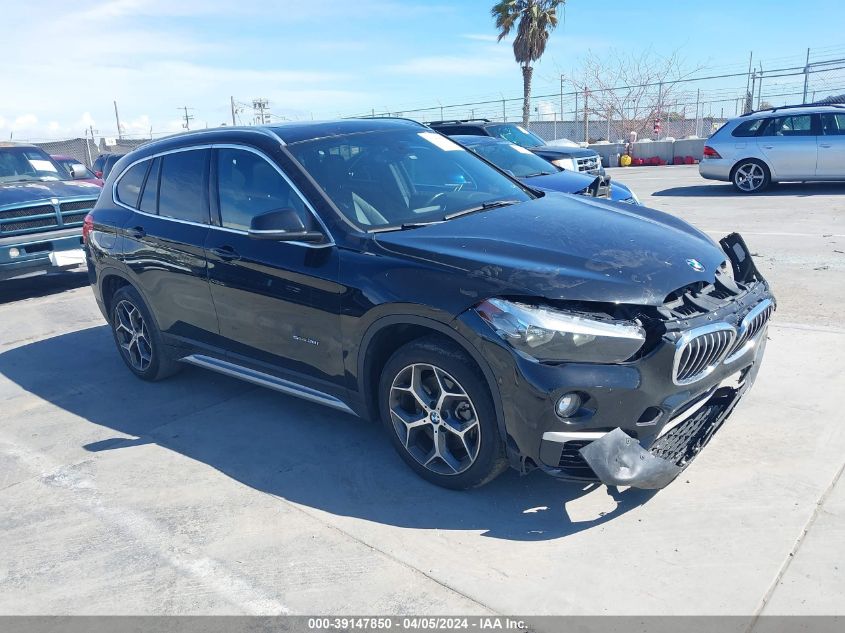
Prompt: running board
<box><xmin>180</xmin><ymin>354</ymin><xmax>355</xmax><ymax>415</ymax></box>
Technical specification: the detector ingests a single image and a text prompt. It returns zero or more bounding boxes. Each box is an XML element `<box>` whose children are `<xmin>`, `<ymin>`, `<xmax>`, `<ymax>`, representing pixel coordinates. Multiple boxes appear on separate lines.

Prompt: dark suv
<box><xmin>85</xmin><ymin>119</ymin><xmax>774</xmax><ymax>490</ymax></box>
<box><xmin>429</xmin><ymin>119</ymin><xmax>604</xmax><ymax>175</ymax></box>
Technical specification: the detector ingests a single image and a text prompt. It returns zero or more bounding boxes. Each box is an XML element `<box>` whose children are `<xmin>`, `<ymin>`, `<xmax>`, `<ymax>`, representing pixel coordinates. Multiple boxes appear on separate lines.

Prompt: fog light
<box><xmin>555</xmin><ymin>392</ymin><xmax>582</xmax><ymax>418</ymax></box>
<box><xmin>9</xmin><ymin>247</ymin><xmax>21</xmax><ymax>258</ymax></box>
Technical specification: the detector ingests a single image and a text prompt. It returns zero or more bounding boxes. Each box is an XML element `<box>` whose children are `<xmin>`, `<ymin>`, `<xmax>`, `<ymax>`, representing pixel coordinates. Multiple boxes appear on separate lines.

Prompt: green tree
<box><xmin>492</xmin><ymin>0</ymin><xmax>565</xmax><ymax>126</ymax></box>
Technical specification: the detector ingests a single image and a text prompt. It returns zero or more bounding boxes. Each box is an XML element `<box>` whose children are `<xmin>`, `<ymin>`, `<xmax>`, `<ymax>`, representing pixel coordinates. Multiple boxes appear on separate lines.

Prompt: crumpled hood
<box><xmin>374</xmin><ymin>193</ymin><xmax>727</xmax><ymax>306</ymax></box>
<box><xmin>0</xmin><ymin>180</ymin><xmax>101</xmax><ymax>208</ymax></box>
<box><xmin>526</xmin><ymin>171</ymin><xmax>634</xmax><ymax>201</ymax></box>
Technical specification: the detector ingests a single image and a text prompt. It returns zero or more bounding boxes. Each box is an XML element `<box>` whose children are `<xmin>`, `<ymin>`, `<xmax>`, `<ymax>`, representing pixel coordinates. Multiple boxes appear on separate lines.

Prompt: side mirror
<box><xmin>248</xmin><ymin>208</ymin><xmax>325</xmax><ymax>243</ymax></box>
<box><xmin>70</xmin><ymin>164</ymin><xmax>89</xmax><ymax>179</ymax></box>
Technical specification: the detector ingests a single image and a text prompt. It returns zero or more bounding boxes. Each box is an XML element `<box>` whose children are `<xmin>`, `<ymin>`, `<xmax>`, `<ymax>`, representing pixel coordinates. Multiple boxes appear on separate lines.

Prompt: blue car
<box><xmin>453</xmin><ymin>135</ymin><xmax>640</xmax><ymax>205</ymax></box>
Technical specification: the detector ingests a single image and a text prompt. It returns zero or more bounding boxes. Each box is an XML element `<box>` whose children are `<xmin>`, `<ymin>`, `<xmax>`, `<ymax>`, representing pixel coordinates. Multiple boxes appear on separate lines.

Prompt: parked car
<box><xmin>454</xmin><ymin>135</ymin><xmax>640</xmax><ymax>204</ymax></box>
<box><xmin>0</xmin><ymin>143</ymin><xmax>101</xmax><ymax>281</ymax></box>
<box><xmin>51</xmin><ymin>154</ymin><xmax>104</xmax><ymax>187</ymax></box>
<box><xmin>700</xmin><ymin>104</ymin><xmax>845</xmax><ymax>192</ymax></box>
<box><xmin>86</xmin><ymin>120</ymin><xmax>774</xmax><ymax>490</ymax></box>
<box><xmin>429</xmin><ymin>118</ymin><xmax>604</xmax><ymax>175</ymax></box>
<box><xmin>92</xmin><ymin>152</ymin><xmax>125</xmax><ymax>180</ymax></box>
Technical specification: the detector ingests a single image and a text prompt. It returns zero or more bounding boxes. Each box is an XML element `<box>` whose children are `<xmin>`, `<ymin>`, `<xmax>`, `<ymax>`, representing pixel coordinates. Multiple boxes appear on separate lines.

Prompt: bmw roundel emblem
<box><xmin>686</xmin><ymin>258</ymin><xmax>705</xmax><ymax>272</ymax></box>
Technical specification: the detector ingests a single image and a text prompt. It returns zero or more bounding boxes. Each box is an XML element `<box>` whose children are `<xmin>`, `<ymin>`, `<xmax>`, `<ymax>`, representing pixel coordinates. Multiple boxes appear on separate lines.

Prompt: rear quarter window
<box><xmin>731</xmin><ymin>119</ymin><xmax>766</xmax><ymax>137</ymax></box>
<box><xmin>116</xmin><ymin>161</ymin><xmax>150</xmax><ymax>208</ymax></box>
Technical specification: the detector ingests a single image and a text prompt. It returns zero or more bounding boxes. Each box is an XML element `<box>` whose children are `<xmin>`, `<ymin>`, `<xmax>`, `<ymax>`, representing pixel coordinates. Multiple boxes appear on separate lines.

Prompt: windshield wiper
<box><xmin>369</xmin><ymin>221</ymin><xmax>440</xmax><ymax>233</ymax></box>
<box><xmin>522</xmin><ymin>171</ymin><xmax>553</xmax><ymax>178</ymax></box>
<box><xmin>444</xmin><ymin>199</ymin><xmax>520</xmax><ymax>220</ymax></box>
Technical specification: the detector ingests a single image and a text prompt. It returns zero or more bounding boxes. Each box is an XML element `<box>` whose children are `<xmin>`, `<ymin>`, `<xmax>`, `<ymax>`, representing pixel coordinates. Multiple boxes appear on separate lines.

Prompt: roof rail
<box><xmin>427</xmin><ymin>118</ymin><xmax>492</xmax><ymax>126</ymax></box>
<box><xmin>740</xmin><ymin>102</ymin><xmax>845</xmax><ymax>117</ymax></box>
<box><xmin>359</xmin><ymin>116</ymin><xmax>427</xmax><ymax>127</ymax></box>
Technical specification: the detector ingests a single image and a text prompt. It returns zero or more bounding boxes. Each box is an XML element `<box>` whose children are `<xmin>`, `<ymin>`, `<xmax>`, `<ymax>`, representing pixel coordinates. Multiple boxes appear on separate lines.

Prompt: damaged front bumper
<box><xmin>576</xmin><ymin>364</ymin><xmax>757</xmax><ymax>489</ymax></box>
<box><xmin>458</xmin><ymin>232</ymin><xmax>775</xmax><ymax>490</ymax></box>
<box><xmin>541</xmin><ymin>331</ymin><xmax>767</xmax><ymax>489</ymax></box>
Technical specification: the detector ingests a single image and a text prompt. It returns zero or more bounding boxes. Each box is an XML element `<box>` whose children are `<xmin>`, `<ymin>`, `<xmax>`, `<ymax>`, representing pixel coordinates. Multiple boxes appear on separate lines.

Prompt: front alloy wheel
<box><xmin>389</xmin><ymin>363</ymin><xmax>481</xmax><ymax>475</ymax></box>
<box><xmin>378</xmin><ymin>336</ymin><xmax>507</xmax><ymax>489</ymax></box>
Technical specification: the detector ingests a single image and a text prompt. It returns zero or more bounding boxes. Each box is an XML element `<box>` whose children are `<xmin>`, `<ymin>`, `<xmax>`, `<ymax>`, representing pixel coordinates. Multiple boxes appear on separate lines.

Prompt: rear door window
<box><xmin>116</xmin><ymin>162</ymin><xmax>149</xmax><ymax>208</ymax></box>
<box><xmin>158</xmin><ymin>150</ymin><xmax>210</xmax><ymax>224</ymax></box>
<box><xmin>760</xmin><ymin>115</ymin><xmax>815</xmax><ymax>136</ymax></box>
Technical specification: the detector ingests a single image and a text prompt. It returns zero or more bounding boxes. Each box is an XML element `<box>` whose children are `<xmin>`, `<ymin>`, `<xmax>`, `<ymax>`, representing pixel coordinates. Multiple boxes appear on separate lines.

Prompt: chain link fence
<box><xmin>351</xmin><ymin>55</ymin><xmax>845</xmax><ymax>145</ymax></box>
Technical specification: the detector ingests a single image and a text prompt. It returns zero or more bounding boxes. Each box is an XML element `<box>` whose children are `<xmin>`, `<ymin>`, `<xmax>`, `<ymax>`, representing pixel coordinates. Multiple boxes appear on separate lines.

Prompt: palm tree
<box><xmin>492</xmin><ymin>0</ymin><xmax>564</xmax><ymax>127</ymax></box>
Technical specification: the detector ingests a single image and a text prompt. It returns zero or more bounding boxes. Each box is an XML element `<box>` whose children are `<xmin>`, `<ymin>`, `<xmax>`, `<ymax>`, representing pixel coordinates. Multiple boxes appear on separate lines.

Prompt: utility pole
<box><xmin>559</xmin><ymin>75</ymin><xmax>564</xmax><ymax>123</ymax></box>
<box><xmin>113</xmin><ymin>100</ymin><xmax>123</xmax><ymax>140</ymax></box>
<box><xmin>502</xmin><ymin>98</ymin><xmax>506</xmax><ymax>122</ymax></box>
<box><xmin>802</xmin><ymin>48</ymin><xmax>811</xmax><ymax>104</ymax></box>
<box><xmin>583</xmin><ymin>86</ymin><xmax>589</xmax><ymax>143</ymax></box>
<box><xmin>744</xmin><ymin>51</ymin><xmax>753</xmax><ymax>104</ymax></box>
<box><xmin>179</xmin><ymin>106</ymin><xmax>195</xmax><ymax>130</ymax></box>
<box><xmin>84</xmin><ymin>127</ymin><xmax>93</xmax><ymax>166</ymax></box>
<box><xmin>694</xmin><ymin>88</ymin><xmax>701</xmax><ymax>137</ymax></box>
<box><xmin>756</xmin><ymin>64</ymin><xmax>764</xmax><ymax>109</ymax></box>
<box><xmin>252</xmin><ymin>99</ymin><xmax>270</xmax><ymax>125</ymax></box>
<box><xmin>231</xmin><ymin>96</ymin><xmax>237</xmax><ymax>125</ymax></box>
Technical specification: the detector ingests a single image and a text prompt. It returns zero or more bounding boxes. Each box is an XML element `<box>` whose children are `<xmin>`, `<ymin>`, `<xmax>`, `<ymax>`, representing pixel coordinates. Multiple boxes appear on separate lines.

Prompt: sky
<box><xmin>3</xmin><ymin>0</ymin><xmax>845</xmax><ymax>141</ymax></box>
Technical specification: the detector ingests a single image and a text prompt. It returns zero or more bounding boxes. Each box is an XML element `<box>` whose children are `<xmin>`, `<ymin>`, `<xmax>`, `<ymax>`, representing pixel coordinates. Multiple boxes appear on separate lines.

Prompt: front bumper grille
<box><xmin>725</xmin><ymin>299</ymin><xmax>774</xmax><ymax>363</ymax></box>
<box><xmin>556</xmin><ymin>439</ymin><xmax>594</xmax><ymax>477</ymax></box>
<box><xmin>673</xmin><ymin>324</ymin><xmax>736</xmax><ymax>385</ymax></box>
<box><xmin>0</xmin><ymin>198</ymin><xmax>97</xmax><ymax>236</ymax></box>
<box><xmin>576</xmin><ymin>156</ymin><xmax>601</xmax><ymax>173</ymax></box>
<box><xmin>650</xmin><ymin>390</ymin><xmax>734</xmax><ymax>466</ymax></box>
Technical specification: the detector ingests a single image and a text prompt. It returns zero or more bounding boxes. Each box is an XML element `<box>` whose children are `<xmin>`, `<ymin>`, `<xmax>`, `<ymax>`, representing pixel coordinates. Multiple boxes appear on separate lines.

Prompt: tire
<box><xmin>378</xmin><ymin>335</ymin><xmax>508</xmax><ymax>489</ymax></box>
<box><xmin>109</xmin><ymin>285</ymin><xmax>180</xmax><ymax>381</ymax></box>
<box><xmin>731</xmin><ymin>159</ymin><xmax>770</xmax><ymax>193</ymax></box>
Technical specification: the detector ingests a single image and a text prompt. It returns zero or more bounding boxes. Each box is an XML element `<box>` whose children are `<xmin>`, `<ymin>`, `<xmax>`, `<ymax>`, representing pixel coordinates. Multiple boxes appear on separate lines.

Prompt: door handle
<box><xmin>127</xmin><ymin>226</ymin><xmax>145</xmax><ymax>239</ymax></box>
<box><xmin>762</xmin><ymin>145</ymin><xmax>774</xmax><ymax>149</ymax></box>
<box><xmin>209</xmin><ymin>246</ymin><xmax>241</xmax><ymax>261</ymax></box>
<box><xmin>819</xmin><ymin>143</ymin><xmax>832</xmax><ymax>148</ymax></box>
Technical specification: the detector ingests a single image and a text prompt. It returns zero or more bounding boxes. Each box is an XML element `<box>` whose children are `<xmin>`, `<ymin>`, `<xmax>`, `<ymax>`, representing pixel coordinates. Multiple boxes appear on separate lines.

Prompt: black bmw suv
<box><xmin>85</xmin><ymin>119</ymin><xmax>774</xmax><ymax>490</ymax></box>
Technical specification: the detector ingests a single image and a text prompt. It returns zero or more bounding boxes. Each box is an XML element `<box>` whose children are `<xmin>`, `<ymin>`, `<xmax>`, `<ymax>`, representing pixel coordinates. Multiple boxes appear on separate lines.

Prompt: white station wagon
<box><xmin>699</xmin><ymin>104</ymin><xmax>845</xmax><ymax>193</ymax></box>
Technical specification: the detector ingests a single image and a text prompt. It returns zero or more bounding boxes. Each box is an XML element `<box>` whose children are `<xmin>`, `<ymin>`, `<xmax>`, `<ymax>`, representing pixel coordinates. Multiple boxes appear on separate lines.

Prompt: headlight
<box><xmin>476</xmin><ymin>298</ymin><xmax>645</xmax><ymax>363</ymax></box>
<box><xmin>551</xmin><ymin>158</ymin><xmax>576</xmax><ymax>171</ymax></box>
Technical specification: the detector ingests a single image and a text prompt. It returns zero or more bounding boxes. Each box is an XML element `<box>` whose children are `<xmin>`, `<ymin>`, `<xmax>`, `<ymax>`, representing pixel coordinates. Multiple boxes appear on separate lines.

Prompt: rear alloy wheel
<box><xmin>378</xmin><ymin>336</ymin><xmax>507</xmax><ymax>489</ymax></box>
<box><xmin>109</xmin><ymin>285</ymin><xmax>180</xmax><ymax>381</ymax></box>
<box><xmin>732</xmin><ymin>160</ymin><xmax>770</xmax><ymax>193</ymax></box>
<box><xmin>114</xmin><ymin>299</ymin><xmax>153</xmax><ymax>373</ymax></box>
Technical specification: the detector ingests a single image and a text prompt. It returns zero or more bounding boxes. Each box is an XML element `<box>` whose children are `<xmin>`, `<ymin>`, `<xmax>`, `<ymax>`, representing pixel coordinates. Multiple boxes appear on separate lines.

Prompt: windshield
<box><xmin>53</xmin><ymin>157</ymin><xmax>95</xmax><ymax>180</ymax></box>
<box><xmin>287</xmin><ymin>129</ymin><xmax>532</xmax><ymax>230</ymax></box>
<box><xmin>485</xmin><ymin>124</ymin><xmax>546</xmax><ymax>148</ymax></box>
<box><xmin>469</xmin><ymin>141</ymin><xmax>557</xmax><ymax>178</ymax></box>
<box><xmin>0</xmin><ymin>147</ymin><xmax>65</xmax><ymax>183</ymax></box>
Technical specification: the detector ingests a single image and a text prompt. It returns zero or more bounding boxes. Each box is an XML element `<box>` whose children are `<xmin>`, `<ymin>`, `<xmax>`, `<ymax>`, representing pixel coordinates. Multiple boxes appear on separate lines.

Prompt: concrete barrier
<box><xmin>588</xmin><ymin>138</ymin><xmax>706</xmax><ymax>166</ymax></box>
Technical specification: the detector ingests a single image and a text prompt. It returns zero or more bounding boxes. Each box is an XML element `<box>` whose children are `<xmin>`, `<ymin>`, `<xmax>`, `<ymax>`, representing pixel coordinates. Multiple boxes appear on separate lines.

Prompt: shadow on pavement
<box><xmin>0</xmin><ymin>270</ymin><xmax>88</xmax><ymax>304</ymax></box>
<box><xmin>653</xmin><ymin>182</ymin><xmax>845</xmax><ymax>197</ymax></box>
<box><xmin>0</xmin><ymin>325</ymin><xmax>657</xmax><ymax>541</ymax></box>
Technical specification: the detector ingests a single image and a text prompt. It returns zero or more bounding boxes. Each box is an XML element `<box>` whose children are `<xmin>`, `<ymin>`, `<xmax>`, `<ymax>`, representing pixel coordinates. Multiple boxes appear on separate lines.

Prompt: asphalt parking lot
<box><xmin>1</xmin><ymin>165</ymin><xmax>843</xmax><ymax>619</ymax></box>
